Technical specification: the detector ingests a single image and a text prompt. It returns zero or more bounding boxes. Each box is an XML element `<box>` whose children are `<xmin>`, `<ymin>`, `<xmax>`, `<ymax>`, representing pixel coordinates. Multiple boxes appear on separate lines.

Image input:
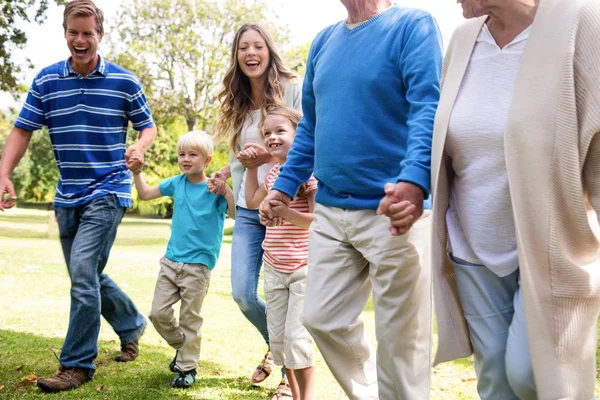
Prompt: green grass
<box><xmin>0</xmin><ymin>208</ymin><xmax>596</xmax><ymax>399</ymax></box>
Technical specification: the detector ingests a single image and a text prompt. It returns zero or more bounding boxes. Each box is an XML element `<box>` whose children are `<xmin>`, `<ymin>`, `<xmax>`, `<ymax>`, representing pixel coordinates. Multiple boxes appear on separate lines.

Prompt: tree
<box><xmin>107</xmin><ymin>0</ymin><xmax>288</xmax><ymax>132</ymax></box>
<box><xmin>0</xmin><ymin>0</ymin><xmax>67</xmax><ymax>96</ymax></box>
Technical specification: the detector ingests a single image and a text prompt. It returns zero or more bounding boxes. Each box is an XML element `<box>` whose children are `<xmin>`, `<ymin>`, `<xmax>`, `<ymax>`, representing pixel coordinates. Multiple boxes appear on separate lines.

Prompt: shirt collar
<box><xmin>59</xmin><ymin>55</ymin><xmax>107</xmax><ymax>78</ymax></box>
<box><xmin>478</xmin><ymin>23</ymin><xmax>532</xmax><ymax>48</ymax></box>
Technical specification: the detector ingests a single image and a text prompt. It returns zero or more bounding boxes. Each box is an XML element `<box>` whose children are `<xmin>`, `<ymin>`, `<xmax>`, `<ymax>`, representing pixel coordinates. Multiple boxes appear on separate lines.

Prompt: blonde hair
<box><xmin>214</xmin><ymin>23</ymin><xmax>298</xmax><ymax>153</ymax></box>
<box><xmin>63</xmin><ymin>0</ymin><xmax>104</xmax><ymax>34</ymax></box>
<box><xmin>177</xmin><ymin>131</ymin><xmax>214</xmax><ymax>159</ymax></box>
<box><xmin>260</xmin><ymin>106</ymin><xmax>302</xmax><ymax>138</ymax></box>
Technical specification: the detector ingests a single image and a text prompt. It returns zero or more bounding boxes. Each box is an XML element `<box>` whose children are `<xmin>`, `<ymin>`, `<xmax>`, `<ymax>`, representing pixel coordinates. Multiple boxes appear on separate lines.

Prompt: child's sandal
<box><xmin>251</xmin><ymin>350</ymin><xmax>274</xmax><ymax>383</ymax></box>
<box><xmin>271</xmin><ymin>379</ymin><xmax>292</xmax><ymax>399</ymax></box>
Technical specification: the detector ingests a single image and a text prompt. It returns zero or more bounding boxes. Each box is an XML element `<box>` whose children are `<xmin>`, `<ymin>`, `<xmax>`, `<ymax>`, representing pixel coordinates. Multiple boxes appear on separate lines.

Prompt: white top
<box><xmin>445</xmin><ymin>24</ymin><xmax>531</xmax><ymax>277</ymax></box>
<box><xmin>237</xmin><ymin>110</ymin><xmax>276</xmax><ymax>209</ymax></box>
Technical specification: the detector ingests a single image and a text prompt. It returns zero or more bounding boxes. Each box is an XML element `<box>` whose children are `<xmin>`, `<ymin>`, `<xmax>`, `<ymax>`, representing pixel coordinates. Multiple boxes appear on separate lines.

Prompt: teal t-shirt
<box><xmin>159</xmin><ymin>174</ymin><xmax>228</xmax><ymax>269</ymax></box>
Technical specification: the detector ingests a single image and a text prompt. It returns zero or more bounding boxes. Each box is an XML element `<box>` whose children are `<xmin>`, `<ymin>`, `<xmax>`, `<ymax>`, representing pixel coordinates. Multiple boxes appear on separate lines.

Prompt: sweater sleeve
<box><xmin>396</xmin><ymin>14</ymin><xmax>443</xmax><ymax>194</ymax></box>
<box><xmin>273</xmin><ymin>43</ymin><xmax>318</xmax><ymax>199</ymax></box>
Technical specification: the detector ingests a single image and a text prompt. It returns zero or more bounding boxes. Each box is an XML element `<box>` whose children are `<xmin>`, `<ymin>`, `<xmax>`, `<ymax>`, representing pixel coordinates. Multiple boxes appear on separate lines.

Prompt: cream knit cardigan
<box><xmin>431</xmin><ymin>0</ymin><xmax>600</xmax><ymax>398</ymax></box>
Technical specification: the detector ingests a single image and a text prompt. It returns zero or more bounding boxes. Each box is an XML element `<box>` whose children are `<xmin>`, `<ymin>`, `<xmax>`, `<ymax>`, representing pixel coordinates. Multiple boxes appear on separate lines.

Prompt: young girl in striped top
<box><xmin>242</xmin><ymin>106</ymin><xmax>316</xmax><ymax>400</ymax></box>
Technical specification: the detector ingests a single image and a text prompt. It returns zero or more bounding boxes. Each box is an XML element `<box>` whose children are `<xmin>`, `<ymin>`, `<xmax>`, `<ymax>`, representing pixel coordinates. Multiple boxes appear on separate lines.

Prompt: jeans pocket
<box><xmin>84</xmin><ymin>194</ymin><xmax>123</xmax><ymax>227</ymax></box>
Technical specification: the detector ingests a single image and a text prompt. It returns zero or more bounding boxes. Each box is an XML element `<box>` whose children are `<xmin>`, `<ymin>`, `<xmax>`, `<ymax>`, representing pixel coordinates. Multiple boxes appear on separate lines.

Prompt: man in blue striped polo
<box><xmin>0</xmin><ymin>0</ymin><xmax>156</xmax><ymax>393</ymax></box>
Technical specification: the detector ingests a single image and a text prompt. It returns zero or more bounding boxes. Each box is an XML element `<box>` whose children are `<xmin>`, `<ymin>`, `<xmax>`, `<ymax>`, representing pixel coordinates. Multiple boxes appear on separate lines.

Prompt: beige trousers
<box><xmin>264</xmin><ymin>265</ymin><xmax>314</xmax><ymax>369</ymax></box>
<box><xmin>148</xmin><ymin>257</ymin><xmax>211</xmax><ymax>372</ymax></box>
<box><xmin>303</xmin><ymin>204</ymin><xmax>432</xmax><ymax>400</ymax></box>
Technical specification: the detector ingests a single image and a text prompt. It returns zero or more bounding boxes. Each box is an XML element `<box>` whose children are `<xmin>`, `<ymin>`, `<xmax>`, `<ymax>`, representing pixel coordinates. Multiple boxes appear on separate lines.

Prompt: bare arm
<box><xmin>132</xmin><ymin>172</ymin><xmax>162</xmax><ymax>201</ymax></box>
<box><xmin>0</xmin><ymin>126</ymin><xmax>33</xmax><ymax>210</ymax></box>
<box><xmin>218</xmin><ymin>164</ymin><xmax>231</xmax><ymax>180</ymax></box>
<box><xmin>244</xmin><ymin>167</ymin><xmax>268</xmax><ymax>209</ymax></box>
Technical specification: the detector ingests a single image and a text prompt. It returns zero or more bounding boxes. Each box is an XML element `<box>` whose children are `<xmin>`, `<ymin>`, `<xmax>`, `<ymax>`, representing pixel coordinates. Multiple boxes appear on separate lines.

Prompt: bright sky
<box><xmin>0</xmin><ymin>0</ymin><xmax>465</xmax><ymax>112</ymax></box>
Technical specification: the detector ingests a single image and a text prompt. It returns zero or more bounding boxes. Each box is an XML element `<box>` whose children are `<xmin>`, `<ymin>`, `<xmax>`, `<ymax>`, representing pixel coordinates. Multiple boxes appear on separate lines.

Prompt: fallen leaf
<box><xmin>16</xmin><ymin>375</ymin><xmax>38</xmax><ymax>387</ymax></box>
<box><xmin>0</xmin><ymin>385</ymin><xmax>4</xmax><ymax>390</ymax></box>
<box><xmin>144</xmin><ymin>361</ymin><xmax>151</xmax><ymax>366</ymax></box>
<box><xmin>96</xmin><ymin>385</ymin><xmax>105</xmax><ymax>391</ymax></box>
<box><xmin>461</xmin><ymin>377</ymin><xmax>477</xmax><ymax>382</ymax></box>
<box><xmin>15</xmin><ymin>365</ymin><xmax>23</xmax><ymax>371</ymax></box>
<box><xmin>213</xmin><ymin>371</ymin><xmax>221</xmax><ymax>376</ymax></box>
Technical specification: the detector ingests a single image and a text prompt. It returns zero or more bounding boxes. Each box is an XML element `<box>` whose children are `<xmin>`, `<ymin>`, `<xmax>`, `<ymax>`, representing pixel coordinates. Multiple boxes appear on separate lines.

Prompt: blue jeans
<box><xmin>231</xmin><ymin>206</ymin><xmax>269</xmax><ymax>344</ymax></box>
<box><xmin>55</xmin><ymin>194</ymin><xmax>146</xmax><ymax>378</ymax></box>
<box><xmin>450</xmin><ymin>254</ymin><xmax>536</xmax><ymax>400</ymax></box>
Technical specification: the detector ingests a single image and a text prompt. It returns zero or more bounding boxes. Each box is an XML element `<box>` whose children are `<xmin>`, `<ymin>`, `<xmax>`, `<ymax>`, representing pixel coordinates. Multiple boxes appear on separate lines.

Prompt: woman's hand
<box><xmin>237</xmin><ymin>143</ymin><xmax>273</xmax><ymax>169</ymax></box>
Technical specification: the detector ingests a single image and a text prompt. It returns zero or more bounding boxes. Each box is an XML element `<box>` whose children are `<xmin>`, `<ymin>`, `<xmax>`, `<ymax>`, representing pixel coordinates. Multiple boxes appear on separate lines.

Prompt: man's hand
<box><xmin>377</xmin><ymin>181</ymin><xmax>424</xmax><ymax>236</ymax></box>
<box><xmin>259</xmin><ymin>190</ymin><xmax>291</xmax><ymax>226</ymax></box>
<box><xmin>237</xmin><ymin>143</ymin><xmax>273</xmax><ymax>169</ymax></box>
<box><xmin>126</xmin><ymin>151</ymin><xmax>143</xmax><ymax>174</ymax></box>
<box><xmin>207</xmin><ymin>171</ymin><xmax>227</xmax><ymax>195</ymax></box>
<box><xmin>0</xmin><ymin>176</ymin><xmax>17</xmax><ymax>211</ymax></box>
<box><xmin>125</xmin><ymin>143</ymin><xmax>146</xmax><ymax>173</ymax></box>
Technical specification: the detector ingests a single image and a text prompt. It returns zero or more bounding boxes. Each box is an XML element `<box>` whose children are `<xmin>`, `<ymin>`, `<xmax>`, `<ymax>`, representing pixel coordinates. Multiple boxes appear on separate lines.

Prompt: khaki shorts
<box><xmin>264</xmin><ymin>265</ymin><xmax>314</xmax><ymax>369</ymax></box>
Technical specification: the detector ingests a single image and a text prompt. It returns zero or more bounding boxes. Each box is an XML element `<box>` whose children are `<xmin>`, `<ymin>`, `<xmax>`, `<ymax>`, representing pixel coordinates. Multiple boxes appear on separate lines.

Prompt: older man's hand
<box><xmin>259</xmin><ymin>190</ymin><xmax>291</xmax><ymax>226</ymax></box>
<box><xmin>377</xmin><ymin>181</ymin><xmax>424</xmax><ymax>236</ymax></box>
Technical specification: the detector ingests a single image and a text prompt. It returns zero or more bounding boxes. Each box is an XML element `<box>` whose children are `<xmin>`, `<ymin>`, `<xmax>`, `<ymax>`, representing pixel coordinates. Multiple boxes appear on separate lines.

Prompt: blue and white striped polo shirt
<box><xmin>15</xmin><ymin>56</ymin><xmax>154</xmax><ymax>208</ymax></box>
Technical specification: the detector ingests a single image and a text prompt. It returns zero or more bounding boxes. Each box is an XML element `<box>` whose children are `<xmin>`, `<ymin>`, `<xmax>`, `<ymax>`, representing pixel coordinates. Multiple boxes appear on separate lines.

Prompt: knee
<box><xmin>302</xmin><ymin>305</ymin><xmax>330</xmax><ymax>334</ymax></box>
<box><xmin>232</xmin><ymin>289</ymin><xmax>253</xmax><ymax>312</ymax></box>
<box><xmin>148</xmin><ymin>307</ymin><xmax>171</xmax><ymax>326</ymax></box>
<box><xmin>505</xmin><ymin>351</ymin><xmax>536</xmax><ymax>400</ymax></box>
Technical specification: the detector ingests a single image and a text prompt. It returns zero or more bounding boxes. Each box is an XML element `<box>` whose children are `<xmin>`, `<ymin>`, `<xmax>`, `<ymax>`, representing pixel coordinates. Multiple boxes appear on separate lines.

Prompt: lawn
<box><xmin>0</xmin><ymin>208</ymin><xmax>596</xmax><ymax>399</ymax></box>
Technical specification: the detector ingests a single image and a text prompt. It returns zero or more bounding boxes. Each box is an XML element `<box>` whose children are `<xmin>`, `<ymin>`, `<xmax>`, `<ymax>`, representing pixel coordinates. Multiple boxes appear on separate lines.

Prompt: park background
<box><xmin>1</xmin><ymin>0</ymin><xmax>598</xmax><ymax>399</ymax></box>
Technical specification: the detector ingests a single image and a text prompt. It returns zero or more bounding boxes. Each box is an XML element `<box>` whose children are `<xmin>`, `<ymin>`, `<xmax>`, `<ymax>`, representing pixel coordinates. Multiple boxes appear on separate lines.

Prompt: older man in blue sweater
<box><xmin>260</xmin><ymin>0</ymin><xmax>442</xmax><ymax>398</ymax></box>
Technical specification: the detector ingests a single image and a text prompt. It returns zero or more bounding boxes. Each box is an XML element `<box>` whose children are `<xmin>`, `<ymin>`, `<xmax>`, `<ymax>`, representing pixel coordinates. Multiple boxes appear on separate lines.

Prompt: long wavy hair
<box><xmin>214</xmin><ymin>23</ymin><xmax>298</xmax><ymax>153</ymax></box>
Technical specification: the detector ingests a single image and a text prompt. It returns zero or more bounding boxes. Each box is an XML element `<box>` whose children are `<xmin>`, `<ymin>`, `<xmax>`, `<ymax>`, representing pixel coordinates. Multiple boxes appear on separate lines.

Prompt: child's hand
<box><xmin>212</xmin><ymin>180</ymin><xmax>229</xmax><ymax>196</ymax></box>
<box><xmin>127</xmin><ymin>151</ymin><xmax>143</xmax><ymax>174</ymax></box>
<box><xmin>237</xmin><ymin>143</ymin><xmax>259</xmax><ymax>160</ymax></box>
<box><xmin>237</xmin><ymin>143</ymin><xmax>271</xmax><ymax>169</ymax></box>
<box><xmin>207</xmin><ymin>171</ymin><xmax>226</xmax><ymax>194</ymax></box>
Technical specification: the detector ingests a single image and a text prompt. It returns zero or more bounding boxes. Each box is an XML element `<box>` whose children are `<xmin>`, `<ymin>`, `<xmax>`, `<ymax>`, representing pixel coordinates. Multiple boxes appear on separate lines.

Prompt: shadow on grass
<box><xmin>0</xmin><ymin>329</ymin><xmax>272</xmax><ymax>399</ymax></box>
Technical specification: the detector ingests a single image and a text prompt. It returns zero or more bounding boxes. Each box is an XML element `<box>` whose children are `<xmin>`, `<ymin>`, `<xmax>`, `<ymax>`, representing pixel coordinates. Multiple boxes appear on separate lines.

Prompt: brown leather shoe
<box><xmin>115</xmin><ymin>328</ymin><xmax>144</xmax><ymax>362</ymax></box>
<box><xmin>37</xmin><ymin>366</ymin><xmax>90</xmax><ymax>393</ymax></box>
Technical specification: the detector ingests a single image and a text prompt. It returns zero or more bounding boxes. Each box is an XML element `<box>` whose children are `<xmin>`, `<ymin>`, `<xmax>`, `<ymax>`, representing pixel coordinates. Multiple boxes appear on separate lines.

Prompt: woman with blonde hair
<box><xmin>208</xmin><ymin>23</ymin><xmax>301</xmax><ymax>399</ymax></box>
<box><xmin>381</xmin><ymin>0</ymin><xmax>600</xmax><ymax>398</ymax></box>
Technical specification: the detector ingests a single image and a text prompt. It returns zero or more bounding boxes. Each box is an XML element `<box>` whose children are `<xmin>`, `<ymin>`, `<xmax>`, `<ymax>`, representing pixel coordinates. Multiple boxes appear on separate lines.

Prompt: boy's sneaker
<box><xmin>37</xmin><ymin>366</ymin><xmax>90</xmax><ymax>393</ymax></box>
<box><xmin>171</xmin><ymin>369</ymin><xmax>197</xmax><ymax>389</ymax></box>
<box><xmin>169</xmin><ymin>350</ymin><xmax>179</xmax><ymax>372</ymax></box>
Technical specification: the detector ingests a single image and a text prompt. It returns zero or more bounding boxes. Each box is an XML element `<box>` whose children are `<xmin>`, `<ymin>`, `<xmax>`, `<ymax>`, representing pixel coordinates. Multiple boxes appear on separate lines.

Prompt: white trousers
<box><xmin>302</xmin><ymin>204</ymin><xmax>432</xmax><ymax>400</ymax></box>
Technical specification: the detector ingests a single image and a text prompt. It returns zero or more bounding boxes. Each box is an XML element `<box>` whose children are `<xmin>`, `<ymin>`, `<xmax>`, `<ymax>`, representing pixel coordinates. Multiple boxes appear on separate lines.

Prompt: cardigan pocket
<box><xmin>549</xmin><ymin>259</ymin><xmax>600</xmax><ymax>298</ymax></box>
<box><xmin>552</xmin><ymin>296</ymin><xmax>600</xmax><ymax>361</ymax></box>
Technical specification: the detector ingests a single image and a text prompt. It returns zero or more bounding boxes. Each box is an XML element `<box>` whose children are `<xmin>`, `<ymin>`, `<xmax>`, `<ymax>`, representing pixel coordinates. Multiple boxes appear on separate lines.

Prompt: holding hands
<box><xmin>126</xmin><ymin>150</ymin><xmax>143</xmax><ymax>174</ymax></box>
<box><xmin>125</xmin><ymin>143</ymin><xmax>146</xmax><ymax>174</ymax></box>
<box><xmin>377</xmin><ymin>181</ymin><xmax>424</xmax><ymax>236</ymax></box>
<box><xmin>259</xmin><ymin>190</ymin><xmax>291</xmax><ymax>227</ymax></box>
<box><xmin>207</xmin><ymin>171</ymin><xmax>228</xmax><ymax>195</ymax></box>
<box><xmin>237</xmin><ymin>143</ymin><xmax>273</xmax><ymax>169</ymax></box>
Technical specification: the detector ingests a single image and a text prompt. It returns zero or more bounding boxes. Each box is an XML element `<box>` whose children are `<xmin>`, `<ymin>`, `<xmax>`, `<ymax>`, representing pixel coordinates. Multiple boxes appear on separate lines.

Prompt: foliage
<box><xmin>107</xmin><ymin>0</ymin><xmax>287</xmax><ymax>132</ymax></box>
<box><xmin>284</xmin><ymin>41</ymin><xmax>311</xmax><ymax>77</ymax></box>
<box><xmin>2</xmin><ymin>0</ymin><xmax>311</xmax><ymax>214</ymax></box>
<box><xmin>0</xmin><ymin>0</ymin><xmax>67</xmax><ymax>96</ymax></box>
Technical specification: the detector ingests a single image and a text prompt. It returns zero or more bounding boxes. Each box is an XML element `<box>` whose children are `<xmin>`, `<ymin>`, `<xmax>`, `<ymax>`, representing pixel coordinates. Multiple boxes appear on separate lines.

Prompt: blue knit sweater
<box><xmin>274</xmin><ymin>6</ymin><xmax>443</xmax><ymax>210</ymax></box>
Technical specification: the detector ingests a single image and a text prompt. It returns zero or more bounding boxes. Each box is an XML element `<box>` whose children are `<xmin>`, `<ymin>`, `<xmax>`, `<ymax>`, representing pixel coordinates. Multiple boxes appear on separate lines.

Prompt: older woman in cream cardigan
<box><xmin>378</xmin><ymin>0</ymin><xmax>600</xmax><ymax>398</ymax></box>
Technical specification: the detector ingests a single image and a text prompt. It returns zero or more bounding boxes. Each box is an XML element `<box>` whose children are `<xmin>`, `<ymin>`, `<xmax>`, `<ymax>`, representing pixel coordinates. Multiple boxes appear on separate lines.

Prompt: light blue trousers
<box><xmin>450</xmin><ymin>254</ymin><xmax>536</xmax><ymax>400</ymax></box>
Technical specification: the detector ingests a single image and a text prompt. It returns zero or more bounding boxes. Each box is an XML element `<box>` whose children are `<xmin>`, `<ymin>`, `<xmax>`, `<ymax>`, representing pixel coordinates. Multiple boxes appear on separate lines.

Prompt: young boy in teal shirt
<box><xmin>129</xmin><ymin>130</ymin><xmax>234</xmax><ymax>388</ymax></box>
